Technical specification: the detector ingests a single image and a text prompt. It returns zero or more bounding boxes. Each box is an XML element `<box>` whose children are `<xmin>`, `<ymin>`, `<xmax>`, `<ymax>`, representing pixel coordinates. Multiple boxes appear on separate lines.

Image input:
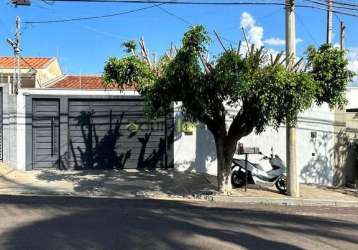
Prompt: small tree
<box><xmin>103</xmin><ymin>26</ymin><xmax>354</xmax><ymax>193</ymax></box>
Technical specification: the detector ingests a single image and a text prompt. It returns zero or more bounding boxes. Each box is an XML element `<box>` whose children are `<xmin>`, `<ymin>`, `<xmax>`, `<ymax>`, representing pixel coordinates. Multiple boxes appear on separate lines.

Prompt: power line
<box><xmin>303</xmin><ymin>0</ymin><xmax>358</xmax><ymax>12</ymax></box>
<box><xmin>155</xmin><ymin>5</ymin><xmax>240</xmax><ymax>45</ymax></box>
<box><xmin>156</xmin><ymin>5</ymin><xmax>191</xmax><ymax>26</ymax></box>
<box><xmin>24</xmin><ymin>3</ymin><xmax>164</xmax><ymax>23</ymax></box>
<box><xmin>23</xmin><ymin>0</ymin><xmax>358</xmax><ymax>24</ymax></box>
<box><xmin>39</xmin><ymin>0</ymin><xmax>293</xmax><ymax>6</ymax></box>
<box><xmin>296</xmin><ymin>12</ymin><xmax>319</xmax><ymax>46</ymax></box>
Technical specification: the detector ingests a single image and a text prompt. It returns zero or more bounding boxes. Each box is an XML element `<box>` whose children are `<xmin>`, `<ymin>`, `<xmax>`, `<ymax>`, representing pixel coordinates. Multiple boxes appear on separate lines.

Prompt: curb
<box><xmin>211</xmin><ymin>195</ymin><xmax>358</xmax><ymax>207</ymax></box>
<box><xmin>0</xmin><ymin>191</ymin><xmax>358</xmax><ymax>208</ymax></box>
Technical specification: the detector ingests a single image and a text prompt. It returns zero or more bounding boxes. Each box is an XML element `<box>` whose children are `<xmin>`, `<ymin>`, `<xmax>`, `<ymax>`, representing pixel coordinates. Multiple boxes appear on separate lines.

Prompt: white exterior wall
<box><xmin>174</xmin><ymin>103</ymin><xmax>338</xmax><ymax>186</ymax></box>
<box><xmin>15</xmin><ymin>93</ymin><xmax>26</xmax><ymax>170</ymax></box>
<box><xmin>346</xmin><ymin>88</ymin><xmax>358</xmax><ymax>109</ymax></box>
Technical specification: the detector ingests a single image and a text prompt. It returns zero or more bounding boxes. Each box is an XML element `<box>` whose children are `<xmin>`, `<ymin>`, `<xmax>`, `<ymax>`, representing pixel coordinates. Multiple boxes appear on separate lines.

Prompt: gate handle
<box><xmin>51</xmin><ymin>117</ymin><xmax>54</xmax><ymax>157</ymax></box>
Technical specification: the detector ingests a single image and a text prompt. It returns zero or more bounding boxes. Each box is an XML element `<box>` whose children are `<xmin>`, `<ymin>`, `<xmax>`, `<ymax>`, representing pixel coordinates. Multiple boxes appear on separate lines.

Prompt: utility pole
<box><xmin>340</xmin><ymin>21</ymin><xmax>346</xmax><ymax>51</ymax></box>
<box><xmin>11</xmin><ymin>0</ymin><xmax>31</xmax><ymax>6</ymax></box>
<box><xmin>6</xmin><ymin>16</ymin><xmax>21</xmax><ymax>94</ymax></box>
<box><xmin>327</xmin><ymin>0</ymin><xmax>333</xmax><ymax>45</ymax></box>
<box><xmin>15</xmin><ymin>16</ymin><xmax>21</xmax><ymax>93</ymax></box>
<box><xmin>285</xmin><ymin>0</ymin><xmax>299</xmax><ymax>197</ymax></box>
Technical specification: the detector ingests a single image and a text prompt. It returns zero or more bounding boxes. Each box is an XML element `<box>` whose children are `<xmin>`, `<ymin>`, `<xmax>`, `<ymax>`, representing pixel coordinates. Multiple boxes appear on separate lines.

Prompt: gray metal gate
<box><xmin>68</xmin><ymin>98</ymin><xmax>173</xmax><ymax>169</ymax></box>
<box><xmin>32</xmin><ymin>99</ymin><xmax>60</xmax><ymax>169</ymax></box>
<box><xmin>0</xmin><ymin>88</ymin><xmax>2</xmax><ymax>160</ymax></box>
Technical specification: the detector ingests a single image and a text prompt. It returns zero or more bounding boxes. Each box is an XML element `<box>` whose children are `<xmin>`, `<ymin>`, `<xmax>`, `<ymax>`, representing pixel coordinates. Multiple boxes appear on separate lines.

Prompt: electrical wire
<box><xmin>23</xmin><ymin>0</ymin><xmax>358</xmax><ymax>24</ymax></box>
<box><xmin>24</xmin><ymin>3</ymin><xmax>164</xmax><ymax>23</ymax></box>
<box><xmin>296</xmin><ymin>12</ymin><xmax>319</xmax><ymax>46</ymax></box>
<box><xmin>303</xmin><ymin>0</ymin><xmax>358</xmax><ymax>12</ymax></box>
<box><xmin>155</xmin><ymin>5</ymin><xmax>239</xmax><ymax>45</ymax></box>
<box><xmin>39</xmin><ymin>0</ymin><xmax>296</xmax><ymax>6</ymax></box>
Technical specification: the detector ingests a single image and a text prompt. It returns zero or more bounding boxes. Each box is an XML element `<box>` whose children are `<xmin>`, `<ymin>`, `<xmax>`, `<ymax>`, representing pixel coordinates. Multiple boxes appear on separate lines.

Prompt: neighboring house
<box><xmin>46</xmin><ymin>75</ymin><xmax>133</xmax><ymax>90</ymax></box>
<box><xmin>48</xmin><ymin>75</ymin><xmax>105</xmax><ymax>89</ymax></box>
<box><xmin>0</xmin><ymin>56</ymin><xmax>62</xmax><ymax>88</ymax></box>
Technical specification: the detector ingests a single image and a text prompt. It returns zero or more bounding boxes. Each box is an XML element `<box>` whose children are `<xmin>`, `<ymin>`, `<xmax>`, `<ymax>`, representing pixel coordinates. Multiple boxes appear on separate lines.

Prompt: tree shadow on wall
<box><xmin>137</xmin><ymin>122</ymin><xmax>174</xmax><ymax>169</ymax></box>
<box><xmin>69</xmin><ymin>110</ymin><xmax>131</xmax><ymax>170</ymax></box>
<box><xmin>300</xmin><ymin>132</ymin><xmax>333</xmax><ymax>186</ymax></box>
<box><xmin>69</xmin><ymin>110</ymin><xmax>174</xmax><ymax>170</ymax></box>
<box><xmin>300</xmin><ymin>131</ymin><xmax>355</xmax><ymax>186</ymax></box>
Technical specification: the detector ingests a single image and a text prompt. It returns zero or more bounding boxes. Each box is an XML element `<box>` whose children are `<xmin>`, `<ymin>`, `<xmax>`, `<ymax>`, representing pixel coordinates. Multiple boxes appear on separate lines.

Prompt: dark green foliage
<box><xmin>307</xmin><ymin>44</ymin><xmax>355</xmax><ymax>109</ymax></box>
<box><xmin>103</xmin><ymin>25</ymin><xmax>354</xmax><ymax>138</ymax></box>
<box><xmin>103</xmin><ymin>25</ymin><xmax>354</xmax><ymax>191</ymax></box>
<box><xmin>102</xmin><ymin>56</ymin><xmax>155</xmax><ymax>90</ymax></box>
<box><xmin>122</xmin><ymin>40</ymin><xmax>137</xmax><ymax>54</ymax></box>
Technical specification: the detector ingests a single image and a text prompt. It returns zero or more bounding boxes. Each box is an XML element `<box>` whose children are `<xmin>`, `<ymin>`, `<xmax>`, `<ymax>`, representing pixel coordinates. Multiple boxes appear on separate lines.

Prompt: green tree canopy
<box><xmin>103</xmin><ymin>25</ymin><xmax>354</xmax><ymax>193</ymax></box>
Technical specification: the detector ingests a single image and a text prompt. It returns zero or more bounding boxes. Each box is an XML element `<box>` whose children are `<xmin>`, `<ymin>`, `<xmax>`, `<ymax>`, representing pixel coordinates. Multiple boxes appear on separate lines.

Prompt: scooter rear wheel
<box><xmin>275</xmin><ymin>176</ymin><xmax>287</xmax><ymax>194</ymax></box>
<box><xmin>231</xmin><ymin>170</ymin><xmax>245</xmax><ymax>188</ymax></box>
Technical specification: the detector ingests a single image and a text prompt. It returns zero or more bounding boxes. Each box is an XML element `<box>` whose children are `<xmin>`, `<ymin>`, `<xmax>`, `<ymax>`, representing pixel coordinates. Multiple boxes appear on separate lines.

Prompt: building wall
<box><xmin>174</xmin><ymin>102</ymin><xmax>345</xmax><ymax>186</ymax></box>
<box><xmin>345</xmin><ymin>87</ymin><xmax>358</xmax><ymax>185</ymax></box>
<box><xmin>0</xmin><ymin>84</ymin><xmax>18</xmax><ymax>169</ymax></box>
<box><xmin>0</xmin><ymin>73</ymin><xmax>36</xmax><ymax>88</ymax></box>
<box><xmin>0</xmin><ymin>58</ymin><xmax>62</xmax><ymax>89</ymax></box>
<box><xmin>35</xmin><ymin>60</ymin><xmax>62</xmax><ymax>87</ymax></box>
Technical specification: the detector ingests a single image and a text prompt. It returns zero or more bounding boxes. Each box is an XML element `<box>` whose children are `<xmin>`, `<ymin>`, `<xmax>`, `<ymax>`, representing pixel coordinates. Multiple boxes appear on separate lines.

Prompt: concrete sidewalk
<box><xmin>0</xmin><ymin>163</ymin><xmax>216</xmax><ymax>199</ymax></box>
<box><xmin>1</xmin><ymin>163</ymin><xmax>358</xmax><ymax>207</ymax></box>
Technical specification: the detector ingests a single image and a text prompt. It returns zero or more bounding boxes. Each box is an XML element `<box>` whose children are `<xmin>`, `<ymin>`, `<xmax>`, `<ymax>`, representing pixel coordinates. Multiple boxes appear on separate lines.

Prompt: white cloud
<box><xmin>264</xmin><ymin>37</ymin><xmax>303</xmax><ymax>46</ymax></box>
<box><xmin>264</xmin><ymin>37</ymin><xmax>285</xmax><ymax>46</ymax></box>
<box><xmin>347</xmin><ymin>48</ymin><xmax>358</xmax><ymax>86</ymax></box>
<box><xmin>240</xmin><ymin>12</ymin><xmax>264</xmax><ymax>48</ymax></box>
<box><xmin>240</xmin><ymin>12</ymin><xmax>302</xmax><ymax>52</ymax></box>
<box><xmin>296</xmin><ymin>38</ymin><xmax>303</xmax><ymax>44</ymax></box>
<box><xmin>347</xmin><ymin>48</ymin><xmax>358</xmax><ymax>70</ymax></box>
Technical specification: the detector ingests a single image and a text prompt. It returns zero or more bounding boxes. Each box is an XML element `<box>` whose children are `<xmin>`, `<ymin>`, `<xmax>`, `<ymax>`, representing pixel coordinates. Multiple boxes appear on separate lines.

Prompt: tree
<box><xmin>103</xmin><ymin>26</ymin><xmax>354</xmax><ymax>193</ymax></box>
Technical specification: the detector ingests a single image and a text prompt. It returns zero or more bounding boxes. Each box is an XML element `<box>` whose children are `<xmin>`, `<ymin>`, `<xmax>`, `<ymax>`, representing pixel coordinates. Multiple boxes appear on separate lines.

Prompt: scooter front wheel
<box><xmin>275</xmin><ymin>175</ymin><xmax>287</xmax><ymax>194</ymax></box>
<box><xmin>231</xmin><ymin>170</ymin><xmax>245</xmax><ymax>188</ymax></box>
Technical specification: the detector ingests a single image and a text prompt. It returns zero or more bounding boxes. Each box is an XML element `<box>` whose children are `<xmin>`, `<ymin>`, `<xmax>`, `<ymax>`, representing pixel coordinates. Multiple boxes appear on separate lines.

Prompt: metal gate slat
<box><xmin>32</xmin><ymin>99</ymin><xmax>60</xmax><ymax>169</ymax></box>
<box><xmin>68</xmin><ymin>99</ymin><xmax>173</xmax><ymax>170</ymax></box>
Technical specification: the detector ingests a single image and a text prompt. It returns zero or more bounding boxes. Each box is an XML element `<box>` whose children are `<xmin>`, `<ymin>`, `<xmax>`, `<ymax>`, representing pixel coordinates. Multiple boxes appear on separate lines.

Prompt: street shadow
<box><xmin>0</xmin><ymin>197</ymin><xmax>358</xmax><ymax>250</ymax></box>
<box><xmin>35</xmin><ymin>168</ymin><xmax>215</xmax><ymax>196</ymax></box>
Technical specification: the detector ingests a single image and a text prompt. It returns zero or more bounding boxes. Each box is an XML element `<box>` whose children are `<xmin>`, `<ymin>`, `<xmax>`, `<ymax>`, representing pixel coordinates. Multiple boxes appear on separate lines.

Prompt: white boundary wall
<box><xmin>174</xmin><ymin>103</ymin><xmax>342</xmax><ymax>186</ymax></box>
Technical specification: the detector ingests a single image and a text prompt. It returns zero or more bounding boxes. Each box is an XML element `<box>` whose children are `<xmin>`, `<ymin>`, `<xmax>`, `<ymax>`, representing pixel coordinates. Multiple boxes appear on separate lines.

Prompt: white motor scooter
<box><xmin>231</xmin><ymin>148</ymin><xmax>287</xmax><ymax>194</ymax></box>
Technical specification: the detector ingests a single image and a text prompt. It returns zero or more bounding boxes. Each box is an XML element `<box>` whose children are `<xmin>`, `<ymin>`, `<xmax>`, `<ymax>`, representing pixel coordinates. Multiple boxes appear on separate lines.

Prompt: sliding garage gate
<box><xmin>32</xmin><ymin>97</ymin><xmax>174</xmax><ymax>170</ymax></box>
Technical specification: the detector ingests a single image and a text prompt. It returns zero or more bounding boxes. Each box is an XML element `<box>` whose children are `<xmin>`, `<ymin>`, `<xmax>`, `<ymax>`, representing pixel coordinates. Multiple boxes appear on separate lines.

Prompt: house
<box><xmin>0</xmin><ymin>56</ymin><xmax>62</xmax><ymax>88</ymax></box>
<box><xmin>0</xmin><ymin>57</ymin><xmax>173</xmax><ymax>171</ymax></box>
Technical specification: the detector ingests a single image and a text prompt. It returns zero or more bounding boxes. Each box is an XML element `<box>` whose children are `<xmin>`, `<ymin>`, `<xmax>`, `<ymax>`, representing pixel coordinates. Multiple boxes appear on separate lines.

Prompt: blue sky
<box><xmin>1</xmin><ymin>0</ymin><xmax>358</xmax><ymax>80</ymax></box>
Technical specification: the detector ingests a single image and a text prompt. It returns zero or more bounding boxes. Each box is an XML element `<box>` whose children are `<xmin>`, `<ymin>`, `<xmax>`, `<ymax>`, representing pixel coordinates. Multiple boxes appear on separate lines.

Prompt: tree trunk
<box><xmin>215</xmin><ymin>135</ymin><xmax>236</xmax><ymax>194</ymax></box>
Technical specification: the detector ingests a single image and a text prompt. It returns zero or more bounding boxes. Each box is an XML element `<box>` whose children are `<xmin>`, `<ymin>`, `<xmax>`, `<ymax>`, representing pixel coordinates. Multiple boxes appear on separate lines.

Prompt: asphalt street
<box><xmin>0</xmin><ymin>195</ymin><xmax>357</xmax><ymax>250</ymax></box>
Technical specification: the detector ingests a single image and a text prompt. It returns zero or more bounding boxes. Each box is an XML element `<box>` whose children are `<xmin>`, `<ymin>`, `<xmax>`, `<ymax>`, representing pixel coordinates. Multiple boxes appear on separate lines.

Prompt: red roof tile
<box><xmin>0</xmin><ymin>56</ymin><xmax>54</xmax><ymax>69</ymax></box>
<box><xmin>49</xmin><ymin>75</ymin><xmax>136</xmax><ymax>90</ymax></box>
